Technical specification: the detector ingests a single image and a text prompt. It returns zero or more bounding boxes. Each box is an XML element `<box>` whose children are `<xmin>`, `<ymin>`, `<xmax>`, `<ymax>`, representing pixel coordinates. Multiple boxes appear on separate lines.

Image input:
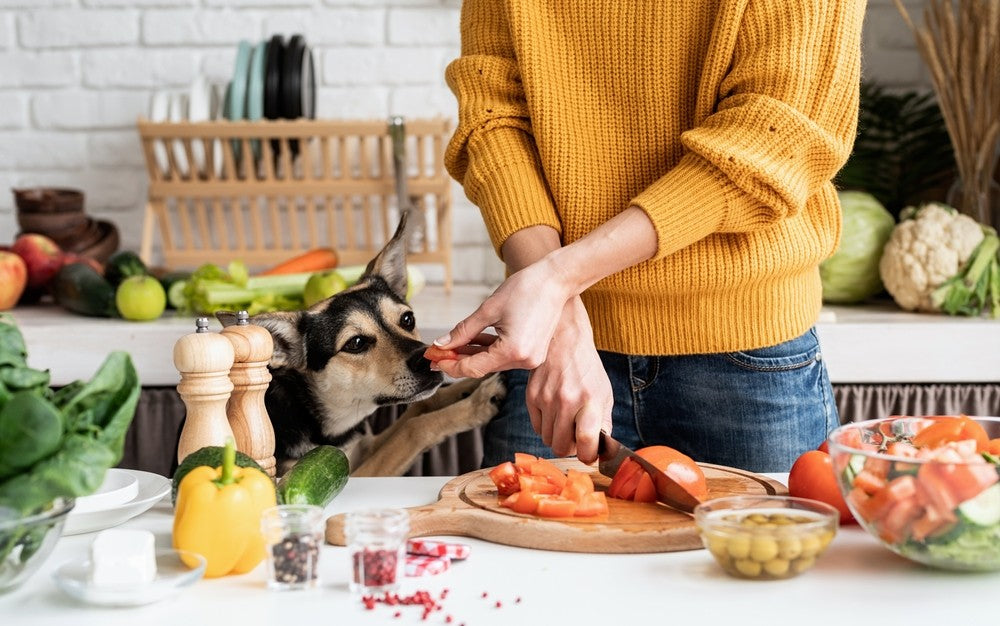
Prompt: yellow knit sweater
<box><xmin>445</xmin><ymin>0</ymin><xmax>864</xmax><ymax>355</ymax></box>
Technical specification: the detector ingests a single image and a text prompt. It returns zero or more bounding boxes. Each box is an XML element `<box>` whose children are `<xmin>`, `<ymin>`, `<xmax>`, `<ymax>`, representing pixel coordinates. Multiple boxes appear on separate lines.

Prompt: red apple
<box><xmin>0</xmin><ymin>251</ymin><xmax>28</xmax><ymax>310</ymax></box>
<box><xmin>12</xmin><ymin>233</ymin><xmax>63</xmax><ymax>289</ymax></box>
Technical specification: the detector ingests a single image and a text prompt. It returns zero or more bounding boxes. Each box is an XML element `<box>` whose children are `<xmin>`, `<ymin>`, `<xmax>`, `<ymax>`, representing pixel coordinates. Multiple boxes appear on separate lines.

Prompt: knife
<box><xmin>597</xmin><ymin>431</ymin><xmax>703</xmax><ymax>514</ymax></box>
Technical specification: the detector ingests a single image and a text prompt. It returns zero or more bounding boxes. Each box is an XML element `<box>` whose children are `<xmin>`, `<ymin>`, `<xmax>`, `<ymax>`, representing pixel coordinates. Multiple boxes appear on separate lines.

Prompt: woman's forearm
<box><xmin>499</xmin><ymin>224</ymin><xmax>564</xmax><ymax>273</ymax></box>
<box><xmin>545</xmin><ymin>206</ymin><xmax>658</xmax><ymax>296</ymax></box>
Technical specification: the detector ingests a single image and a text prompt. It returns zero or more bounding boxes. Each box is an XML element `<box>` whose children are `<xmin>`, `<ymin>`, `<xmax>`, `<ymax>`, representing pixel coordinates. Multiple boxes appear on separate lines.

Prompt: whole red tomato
<box><xmin>788</xmin><ymin>450</ymin><xmax>854</xmax><ymax>524</ymax></box>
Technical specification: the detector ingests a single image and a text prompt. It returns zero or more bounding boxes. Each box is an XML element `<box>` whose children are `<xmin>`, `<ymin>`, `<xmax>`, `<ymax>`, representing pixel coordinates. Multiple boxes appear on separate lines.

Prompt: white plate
<box><xmin>53</xmin><ymin>549</ymin><xmax>206</xmax><ymax>607</ymax></box>
<box><xmin>149</xmin><ymin>90</ymin><xmax>170</xmax><ymax>176</ymax></box>
<box><xmin>64</xmin><ymin>470</ymin><xmax>170</xmax><ymax>536</ymax></box>
<box><xmin>168</xmin><ymin>92</ymin><xmax>190</xmax><ymax>177</ymax></box>
<box><xmin>72</xmin><ymin>469</ymin><xmax>139</xmax><ymax>515</ymax></box>
<box><xmin>188</xmin><ymin>75</ymin><xmax>216</xmax><ymax>177</ymax></box>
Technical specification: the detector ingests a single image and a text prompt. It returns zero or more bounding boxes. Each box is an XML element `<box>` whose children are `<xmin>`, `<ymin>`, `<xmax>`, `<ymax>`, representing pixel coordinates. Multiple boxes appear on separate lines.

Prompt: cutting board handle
<box><xmin>325</xmin><ymin>503</ymin><xmax>481</xmax><ymax>546</ymax></box>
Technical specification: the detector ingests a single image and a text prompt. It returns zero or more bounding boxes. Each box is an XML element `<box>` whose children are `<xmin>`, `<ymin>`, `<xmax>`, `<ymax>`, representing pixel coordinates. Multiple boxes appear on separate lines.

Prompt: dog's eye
<box><xmin>399</xmin><ymin>311</ymin><xmax>415</xmax><ymax>331</ymax></box>
<box><xmin>341</xmin><ymin>335</ymin><xmax>372</xmax><ymax>354</ymax></box>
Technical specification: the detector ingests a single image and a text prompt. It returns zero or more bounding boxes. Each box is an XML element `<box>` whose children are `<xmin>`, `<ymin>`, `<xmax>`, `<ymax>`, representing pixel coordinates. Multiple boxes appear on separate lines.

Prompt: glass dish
<box><xmin>0</xmin><ymin>497</ymin><xmax>75</xmax><ymax>593</ymax></box>
<box><xmin>52</xmin><ymin>548</ymin><xmax>206</xmax><ymax>606</ymax></box>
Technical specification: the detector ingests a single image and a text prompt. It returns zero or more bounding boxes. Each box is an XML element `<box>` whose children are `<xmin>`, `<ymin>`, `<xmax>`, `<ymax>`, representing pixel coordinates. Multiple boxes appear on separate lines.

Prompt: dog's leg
<box><xmin>352</xmin><ymin>374</ymin><xmax>506</xmax><ymax>477</ymax></box>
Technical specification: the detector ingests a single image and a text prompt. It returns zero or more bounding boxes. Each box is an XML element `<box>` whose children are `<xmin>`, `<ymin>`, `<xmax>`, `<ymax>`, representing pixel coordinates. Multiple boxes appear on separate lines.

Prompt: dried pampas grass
<box><xmin>893</xmin><ymin>0</ymin><xmax>1000</xmax><ymax>226</ymax></box>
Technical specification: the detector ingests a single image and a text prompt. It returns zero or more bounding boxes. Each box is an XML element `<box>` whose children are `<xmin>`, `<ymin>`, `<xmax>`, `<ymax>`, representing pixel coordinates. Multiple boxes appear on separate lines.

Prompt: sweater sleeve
<box><xmin>631</xmin><ymin>0</ymin><xmax>864</xmax><ymax>261</ymax></box>
<box><xmin>444</xmin><ymin>0</ymin><xmax>561</xmax><ymax>257</ymax></box>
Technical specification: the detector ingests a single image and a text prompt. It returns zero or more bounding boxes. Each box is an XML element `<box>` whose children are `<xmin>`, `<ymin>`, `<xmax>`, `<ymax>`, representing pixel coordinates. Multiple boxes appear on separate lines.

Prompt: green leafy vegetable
<box><xmin>820</xmin><ymin>191</ymin><xmax>896</xmax><ymax>304</ymax></box>
<box><xmin>177</xmin><ymin>261</ymin><xmax>311</xmax><ymax>315</ymax></box>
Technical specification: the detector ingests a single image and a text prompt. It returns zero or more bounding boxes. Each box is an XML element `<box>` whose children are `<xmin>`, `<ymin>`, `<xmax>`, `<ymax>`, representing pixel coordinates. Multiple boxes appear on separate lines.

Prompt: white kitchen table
<box><xmin>2</xmin><ymin>474</ymin><xmax>996</xmax><ymax>626</ymax></box>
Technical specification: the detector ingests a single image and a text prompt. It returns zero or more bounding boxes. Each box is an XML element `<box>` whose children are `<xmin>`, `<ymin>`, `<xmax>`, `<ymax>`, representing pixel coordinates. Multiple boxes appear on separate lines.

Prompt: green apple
<box><xmin>115</xmin><ymin>275</ymin><xmax>166</xmax><ymax>321</ymax></box>
<box><xmin>304</xmin><ymin>270</ymin><xmax>348</xmax><ymax>307</ymax></box>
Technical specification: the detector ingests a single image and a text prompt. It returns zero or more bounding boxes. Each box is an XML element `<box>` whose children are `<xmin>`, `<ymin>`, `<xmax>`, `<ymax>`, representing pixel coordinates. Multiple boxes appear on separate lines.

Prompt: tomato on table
<box><xmin>423</xmin><ymin>345</ymin><xmax>459</xmax><ymax>363</ymax></box>
<box><xmin>788</xmin><ymin>450</ymin><xmax>854</xmax><ymax>524</ymax></box>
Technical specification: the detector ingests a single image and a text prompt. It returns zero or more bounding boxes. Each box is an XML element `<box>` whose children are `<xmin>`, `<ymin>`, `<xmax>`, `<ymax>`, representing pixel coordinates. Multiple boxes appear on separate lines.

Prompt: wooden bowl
<box><xmin>13</xmin><ymin>188</ymin><xmax>85</xmax><ymax>214</ymax></box>
<box><xmin>76</xmin><ymin>220</ymin><xmax>120</xmax><ymax>264</ymax></box>
<box><xmin>16</xmin><ymin>209</ymin><xmax>88</xmax><ymax>240</ymax></box>
<box><xmin>61</xmin><ymin>219</ymin><xmax>103</xmax><ymax>253</ymax></box>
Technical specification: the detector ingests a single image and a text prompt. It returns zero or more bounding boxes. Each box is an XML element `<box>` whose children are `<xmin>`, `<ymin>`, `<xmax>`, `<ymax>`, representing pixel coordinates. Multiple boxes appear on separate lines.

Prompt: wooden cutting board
<box><xmin>326</xmin><ymin>458</ymin><xmax>786</xmax><ymax>553</ymax></box>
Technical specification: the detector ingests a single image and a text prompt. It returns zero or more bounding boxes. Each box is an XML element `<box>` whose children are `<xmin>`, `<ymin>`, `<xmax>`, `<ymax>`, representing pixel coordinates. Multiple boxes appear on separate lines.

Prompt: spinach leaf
<box><xmin>0</xmin><ymin>434</ymin><xmax>115</xmax><ymax>514</ymax></box>
<box><xmin>0</xmin><ymin>314</ymin><xmax>29</xmax><ymax>369</ymax></box>
<box><xmin>0</xmin><ymin>366</ymin><xmax>50</xmax><ymax>394</ymax></box>
<box><xmin>58</xmin><ymin>352</ymin><xmax>140</xmax><ymax>463</ymax></box>
<box><xmin>0</xmin><ymin>392</ymin><xmax>64</xmax><ymax>479</ymax></box>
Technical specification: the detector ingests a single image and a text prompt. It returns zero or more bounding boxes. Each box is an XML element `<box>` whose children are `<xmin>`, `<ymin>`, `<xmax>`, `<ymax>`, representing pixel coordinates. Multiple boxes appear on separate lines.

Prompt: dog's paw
<box><xmin>467</xmin><ymin>373</ymin><xmax>506</xmax><ymax>422</ymax></box>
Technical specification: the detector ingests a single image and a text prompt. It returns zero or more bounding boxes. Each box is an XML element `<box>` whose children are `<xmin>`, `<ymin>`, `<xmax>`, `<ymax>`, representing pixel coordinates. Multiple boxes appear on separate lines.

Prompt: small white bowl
<box><xmin>71</xmin><ymin>469</ymin><xmax>139</xmax><ymax>515</ymax></box>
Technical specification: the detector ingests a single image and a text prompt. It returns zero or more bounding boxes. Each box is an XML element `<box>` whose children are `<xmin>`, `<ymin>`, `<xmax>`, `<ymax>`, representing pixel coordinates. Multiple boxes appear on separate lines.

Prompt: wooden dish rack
<box><xmin>136</xmin><ymin>117</ymin><xmax>453</xmax><ymax>288</ymax></box>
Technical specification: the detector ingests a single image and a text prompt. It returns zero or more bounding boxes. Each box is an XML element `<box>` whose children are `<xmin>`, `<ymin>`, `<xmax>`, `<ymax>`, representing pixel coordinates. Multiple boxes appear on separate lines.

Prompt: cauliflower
<box><xmin>879</xmin><ymin>202</ymin><xmax>1000</xmax><ymax>316</ymax></box>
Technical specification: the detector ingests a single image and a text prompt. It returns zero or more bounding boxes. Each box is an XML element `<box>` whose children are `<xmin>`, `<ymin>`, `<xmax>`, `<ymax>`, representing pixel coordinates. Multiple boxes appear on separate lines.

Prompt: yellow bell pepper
<box><xmin>172</xmin><ymin>440</ymin><xmax>276</xmax><ymax>578</ymax></box>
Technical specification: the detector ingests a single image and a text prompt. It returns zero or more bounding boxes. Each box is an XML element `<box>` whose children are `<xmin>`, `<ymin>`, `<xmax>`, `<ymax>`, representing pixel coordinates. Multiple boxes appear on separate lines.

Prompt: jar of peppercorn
<box><xmin>344</xmin><ymin>508</ymin><xmax>410</xmax><ymax>595</ymax></box>
<box><xmin>261</xmin><ymin>504</ymin><xmax>324</xmax><ymax>590</ymax></box>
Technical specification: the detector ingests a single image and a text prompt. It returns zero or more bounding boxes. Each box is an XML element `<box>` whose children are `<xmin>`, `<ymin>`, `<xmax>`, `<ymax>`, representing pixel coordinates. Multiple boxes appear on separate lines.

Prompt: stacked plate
<box><xmin>148</xmin><ymin>34</ymin><xmax>316</xmax><ymax>178</ymax></box>
<box><xmin>63</xmin><ymin>469</ymin><xmax>170</xmax><ymax>536</ymax></box>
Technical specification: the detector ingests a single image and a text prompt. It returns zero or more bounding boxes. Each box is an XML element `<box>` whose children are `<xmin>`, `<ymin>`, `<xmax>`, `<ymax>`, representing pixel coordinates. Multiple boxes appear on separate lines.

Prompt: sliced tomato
<box><xmin>508</xmin><ymin>491</ymin><xmax>544</xmax><ymax>514</ymax></box>
<box><xmin>926</xmin><ymin>461</ymin><xmax>999</xmax><ymax>504</ymax></box>
<box><xmin>876</xmin><ymin>496</ymin><xmax>922</xmax><ymax>545</ymax></box>
<box><xmin>633</xmin><ymin>471</ymin><xmax>656</xmax><ymax>503</ymax></box>
<box><xmin>574</xmin><ymin>492</ymin><xmax>609</xmax><ymax>517</ymax></box>
<box><xmin>606</xmin><ymin>458</ymin><xmax>643</xmax><ymax>500</ymax></box>
<box><xmin>535</xmin><ymin>495</ymin><xmax>577</xmax><ymax>518</ymax></box>
<box><xmin>530</xmin><ymin>458</ymin><xmax>568</xmax><ymax>489</ymax></box>
<box><xmin>489</xmin><ymin>461</ymin><xmax>520</xmax><ymax>497</ymax></box>
<box><xmin>423</xmin><ymin>345</ymin><xmax>459</xmax><ymax>363</ymax></box>
<box><xmin>912</xmin><ymin>415</ymin><xmax>989</xmax><ymax>450</ymax></box>
<box><xmin>559</xmin><ymin>470</ymin><xmax>594</xmax><ymax>503</ymax></box>
<box><xmin>513</xmin><ymin>452</ymin><xmax>538</xmax><ymax>473</ymax></box>
<box><xmin>853</xmin><ymin>469</ymin><xmax>888</xmax><ymax>496</ymax></box>
<box><xmin>519</xmin><ymin>474</ymin><xmax>560</xmax><ymax>495</ymax></box>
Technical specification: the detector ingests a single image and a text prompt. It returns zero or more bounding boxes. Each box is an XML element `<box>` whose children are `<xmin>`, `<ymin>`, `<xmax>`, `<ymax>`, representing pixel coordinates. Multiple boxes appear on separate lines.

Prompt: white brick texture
<box><xmin>0</xmin><ymin>0</ymin><xmax>933</xmax><ymax>286</ymax></box>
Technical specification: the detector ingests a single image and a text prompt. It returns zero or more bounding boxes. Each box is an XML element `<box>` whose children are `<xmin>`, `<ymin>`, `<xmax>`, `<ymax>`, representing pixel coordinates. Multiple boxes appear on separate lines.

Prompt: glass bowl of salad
<box><xmin>828</xmin><ymin>415</ymin><xmax>1000</xmax><ymax>571</ymax></box>
<box><xmin>0</xmin><ymin>497</ymin><xmax>75</xmax><ymax>592</ymax></box>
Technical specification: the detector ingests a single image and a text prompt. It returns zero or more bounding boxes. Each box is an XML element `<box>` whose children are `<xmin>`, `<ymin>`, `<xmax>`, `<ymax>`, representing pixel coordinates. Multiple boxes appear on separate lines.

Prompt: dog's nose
<box><xmin>408</xmin><ymin>346</ymin><xmax>434</xmax><ymax>374</ymax></box>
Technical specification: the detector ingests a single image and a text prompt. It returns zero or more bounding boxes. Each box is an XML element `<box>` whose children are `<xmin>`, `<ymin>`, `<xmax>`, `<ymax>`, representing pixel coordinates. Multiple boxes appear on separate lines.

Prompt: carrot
<box><xmin>258</xmin><ymin>248</ymin><xmax>338</xmax><ymax>276</ymax></box>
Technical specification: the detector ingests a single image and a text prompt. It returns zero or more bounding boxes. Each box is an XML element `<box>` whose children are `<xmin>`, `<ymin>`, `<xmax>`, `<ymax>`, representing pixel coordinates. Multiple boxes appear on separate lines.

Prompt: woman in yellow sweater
<box><xmin>434</xmin><ymin>0</ymin><xmax>865</xmax><ymax>472</ymax></box>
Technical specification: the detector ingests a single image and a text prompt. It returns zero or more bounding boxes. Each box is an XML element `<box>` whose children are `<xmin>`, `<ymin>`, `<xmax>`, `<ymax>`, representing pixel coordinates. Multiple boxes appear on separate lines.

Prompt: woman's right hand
<box><xmin>431</xmin><ymin>256</ymin><xmax>575</xmax><ymax>379</ymax></box>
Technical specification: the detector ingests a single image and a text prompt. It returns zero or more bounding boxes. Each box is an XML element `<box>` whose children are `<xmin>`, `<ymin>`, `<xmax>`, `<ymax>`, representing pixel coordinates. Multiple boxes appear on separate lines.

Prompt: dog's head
<box><xmin>218</xmin><ymin>215</ymin><xmax>443</xmax><ymax>439</ymax></box>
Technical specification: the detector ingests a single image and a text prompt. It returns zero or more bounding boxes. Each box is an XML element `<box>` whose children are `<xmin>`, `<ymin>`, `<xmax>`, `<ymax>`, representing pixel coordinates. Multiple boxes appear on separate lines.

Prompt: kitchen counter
<box><xmin>7</xmin><ymin>287</ymin><xmax>997</xmax><ymax>386</ymax></box>
<box><xmin>2</xmin><ymin>473</ymin><xmax>996</xmax><ymax>625</ymax></box>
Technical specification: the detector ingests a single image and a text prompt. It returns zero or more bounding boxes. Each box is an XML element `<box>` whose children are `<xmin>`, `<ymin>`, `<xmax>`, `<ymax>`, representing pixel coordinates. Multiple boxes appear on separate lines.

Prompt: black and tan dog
<box><xmin>218</xmin><ymin>217</ymin><xmax>504</xmax><ymax>476</ymax></box>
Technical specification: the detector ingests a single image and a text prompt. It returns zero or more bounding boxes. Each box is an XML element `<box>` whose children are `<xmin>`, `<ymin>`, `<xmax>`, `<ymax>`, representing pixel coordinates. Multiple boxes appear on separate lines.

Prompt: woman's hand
<box><xmin>526</xmin><ymin>297</ymin><xmax>613</xmax><ymax>463</ymax></box>
<box><xmin>432</xmin><ymin>257</ymin><xmax>575</xmax><ymax>379</ymax></box>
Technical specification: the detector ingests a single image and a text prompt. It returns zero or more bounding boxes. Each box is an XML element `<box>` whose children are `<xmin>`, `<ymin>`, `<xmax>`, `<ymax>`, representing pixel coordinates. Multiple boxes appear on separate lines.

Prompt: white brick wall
<box><xmin>0</xmin><ymin>0</ymin><xmax>931</xmax><ymax>286</ymax></box>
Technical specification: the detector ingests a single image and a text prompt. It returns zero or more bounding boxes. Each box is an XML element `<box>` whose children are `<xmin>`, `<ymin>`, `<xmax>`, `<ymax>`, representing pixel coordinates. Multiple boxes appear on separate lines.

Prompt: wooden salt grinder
<box><xmin>174</xmin><ymin>317</ymin><xmax>235</xmax><ymax>464</ymax></box>
<box><xmin>221</xmin><ymin>311</ymin><xmax>276</xmax><ymax>477</ymax></box>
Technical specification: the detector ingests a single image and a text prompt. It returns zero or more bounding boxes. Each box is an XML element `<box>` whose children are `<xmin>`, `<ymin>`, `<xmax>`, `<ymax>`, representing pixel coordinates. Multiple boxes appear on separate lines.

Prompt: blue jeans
<box><xmin>481</xmin><ymin>328</ymin><xmax>838</xmax><ymax>473</ymax></box>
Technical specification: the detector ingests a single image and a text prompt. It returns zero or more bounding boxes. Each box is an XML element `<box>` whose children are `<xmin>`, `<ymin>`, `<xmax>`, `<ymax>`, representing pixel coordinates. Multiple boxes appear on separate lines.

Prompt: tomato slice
<box><xmin>423</xmin><ymin>345</ymin><xmax>459</xmax><ymax>363</ymax></box>
<box><xmin>988</xmin><ymin>439</ymin><xmax>1000</xmax><ymax>456</ymax></box>
<box><xmin>535</xmin><ymin>496</ymin><xmax>577</xmax><ymax>518</ymax></box>
<box><xmin>530</xmin><ymin>458</ymin><xmax>568</xmax><ymax>489</ymax></box>
<box><xmin>509</xmin><ymin>491</ymin><xmax>544</xmax><ymax>514</ymax></box>
<box><xmin>513</xmin><ymin>452</ymin><xmax>538</xmax><ymax>473</ymax></box>
<box><xmin>927</xmin><ymin>461</ymin><xmax>999</xmax><ymax>504</ymax></box>
<box><xmin>574</xmin><ymin>492</ymin><xmax>609</xmax><ymax>517</ymax></box>
<box><xmin>912</xmin><ymin>416</ymin><xmax>988</xmax><ymax>450</ymax></box>
<box><xmin>633</xmin><ymin>472</ymin><xmax>656</xmax><ymax>503</ymax></box>
<box><xmin>519</xmin><ymin>474</ymin><xmax>560</xmax><ymax>495</ymax></box>
<box><xmin>607</xmin><ymin>458</ymin><xmax>643</xmax><ymax>500</ymax></box>
<box><xmin>489</xmin><ymin>462</ymin><xmax>520</xmax><ymax>497</ymax></box>
<box><xmin>559</xmin><ymin>470</ymin><xmax>594</xmax><ymax>503</ymax></box>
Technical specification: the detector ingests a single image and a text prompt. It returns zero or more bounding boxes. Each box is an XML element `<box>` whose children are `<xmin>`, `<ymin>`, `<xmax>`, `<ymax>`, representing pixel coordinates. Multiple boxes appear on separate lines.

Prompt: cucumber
<box><xmin>842</xmin><ymin>454</ymin><xmax>865</xmax><ymax>484</ymax></box>
<box><xmin>171</xmin><ymin>445</ymin><xmax>266</xmax><ymax>505</ymax></box>
<box><xmin>958</xmin><ymin>483</ymin><xmax>1000</xmax><ymax>527</ymax></box>
<box><xmin>51</xmin><ymin>262</ymin><xmax>118</xmax><ymax>317</ymax></box>
<box><xmin>277</xmin><ymin>445</ymin><xmax>350</xmax><ymax>507</ymax></box>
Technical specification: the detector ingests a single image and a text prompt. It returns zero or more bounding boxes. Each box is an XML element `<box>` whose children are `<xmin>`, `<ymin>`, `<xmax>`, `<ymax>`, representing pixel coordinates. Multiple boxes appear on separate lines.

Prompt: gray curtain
<box><xmin>119</xmin><ymin>383</ymin><xmax>1000</xmax><ymax>478</ymax></box>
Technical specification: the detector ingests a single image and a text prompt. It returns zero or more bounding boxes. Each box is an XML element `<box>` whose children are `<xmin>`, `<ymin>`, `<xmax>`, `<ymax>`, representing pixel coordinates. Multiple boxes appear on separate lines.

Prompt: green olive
<box><xmin>793</xmin><ymin>556</ymin><xmax>816</xmax><ymax>573</ymax></box>
<box><xmin>749</xmin><ymin>536</ymin><xmax>779</xmax><ymax>562</ymax></box>
<box><xmin>726</xmin><ymin>533</ymin><xmax>752</xmax><ymax>559</ymax></box>
<box><xmin>705</xmin><ymin>534</ymin><xmax>729</xmax><ymax>558</ymax></box>
<box><xmin>777</xmin><ymin>535</ymin><xmax>803</xmax><ymax>560</ymax></box>
<box><xmin>763</xmin><ymin>558</ymin><xmax>791</xmax><ymax>577</ymax></box>
<box><xmin>734</xmin><ymin>558</ymin><xmax>762</xmax><ymax>577</ymax></box>
<box><xmin>747</xmin><ymin>513</ymin><xmax>769</xmax><ymax>524</ymax></box>
<box><xmin>800</xmin><ymin>534</ymin><xmax>821</xmax><ymax>558</ymax></box>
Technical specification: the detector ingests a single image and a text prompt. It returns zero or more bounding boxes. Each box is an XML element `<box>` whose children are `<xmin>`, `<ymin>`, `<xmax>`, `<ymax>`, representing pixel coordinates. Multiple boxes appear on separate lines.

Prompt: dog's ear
<box><xmin>360</xmin><ymin>212</ymin><xmax>409</xmax><ymax>300</ymax></box>
<box><xmin>247</xmin><ymin>311</ymin><xmax>306</xmax><ymax>369</ymax></box>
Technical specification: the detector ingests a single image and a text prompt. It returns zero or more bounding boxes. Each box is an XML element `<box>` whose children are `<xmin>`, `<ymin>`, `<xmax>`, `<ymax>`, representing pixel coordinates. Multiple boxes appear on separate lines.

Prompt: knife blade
<box><xmin>597</xmin><ymin>431</ymin><xmax>703</xmax><ymax>514</ymax></box>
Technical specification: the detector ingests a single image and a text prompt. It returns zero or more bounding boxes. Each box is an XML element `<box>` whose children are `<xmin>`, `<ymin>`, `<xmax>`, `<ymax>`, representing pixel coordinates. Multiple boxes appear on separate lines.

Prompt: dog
<box><xmin>217</xmin><ymin>216</ymin><xmax>505</xmax><ymax>477</ymax></box>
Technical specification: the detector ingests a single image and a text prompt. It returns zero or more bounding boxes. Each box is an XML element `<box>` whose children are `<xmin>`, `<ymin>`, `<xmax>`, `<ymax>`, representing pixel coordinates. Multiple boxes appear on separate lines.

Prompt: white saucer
<box><xmin>64</xmin><ymin>470</ymin><xmax>170</xmax><ymax>536</ymax></box>
<box><xmin>72</xmin><ymin>469</ymin><xmax>139</xmax><ymax>515</ymax></box>
<box><xmin>53</xmin><ymin>549</ymin><xmax>206</xmax><ymax>607</ymax></box>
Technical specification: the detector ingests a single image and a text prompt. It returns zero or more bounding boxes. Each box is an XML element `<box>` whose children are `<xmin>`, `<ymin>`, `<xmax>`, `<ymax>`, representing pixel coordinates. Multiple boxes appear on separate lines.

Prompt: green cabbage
<box><xmin>820</xmin><ymin>191</ymin><xmax>896</xmax><ymax>304</ymax></box>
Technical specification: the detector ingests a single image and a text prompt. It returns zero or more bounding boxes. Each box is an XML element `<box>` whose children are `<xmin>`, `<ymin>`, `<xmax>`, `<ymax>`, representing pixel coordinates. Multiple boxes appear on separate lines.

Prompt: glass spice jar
<box><xmin>344</xmin><ymin>508</ymin><xmax>409</xmax><ymax>595</ymax></box>
<box><xmin>261</xmin><ymin>505</ymin><xmax>324</xmax><ymax>591</ymax></box>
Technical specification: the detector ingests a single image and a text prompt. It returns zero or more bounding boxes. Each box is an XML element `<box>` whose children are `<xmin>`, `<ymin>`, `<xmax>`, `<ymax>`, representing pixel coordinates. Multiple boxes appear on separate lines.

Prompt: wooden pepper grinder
<box><xmin>174</xmin><ymin>317</ymin><xmax>236</xmax><ymax>464</ymax></box>
<box><xmin>221</xmin><ymin>310</ymin><xmax>276</xmax><ymax>477</ymax></box>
